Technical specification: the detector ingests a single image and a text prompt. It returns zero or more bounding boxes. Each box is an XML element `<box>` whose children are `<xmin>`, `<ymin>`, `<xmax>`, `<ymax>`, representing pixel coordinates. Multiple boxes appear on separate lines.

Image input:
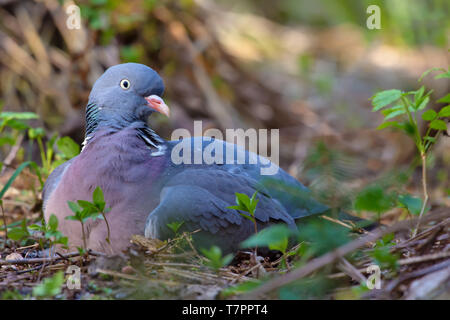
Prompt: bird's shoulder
<box><xmin>42</xmin><ymin>157</ymin><xmax>77</xmax><ymax>210</ymax></box>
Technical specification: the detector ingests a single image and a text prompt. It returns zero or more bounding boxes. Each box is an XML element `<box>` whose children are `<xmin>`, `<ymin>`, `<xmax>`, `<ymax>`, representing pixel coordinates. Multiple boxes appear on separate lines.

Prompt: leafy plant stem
<box><xmin>1</xmin><ymin>201</ymin><xmax>7</xmax><ymax>248</ymax></box>
<box><xmin>424</xmin><ymin>130</ymin><xmax>441</xmax><ymax>153</ymax></box>
<box><xmin>401</xmin><ymin>96</ymin><xmax>422</xmax><ymax>151</ymax></box>
<box><xmin>36</xmin><ymin>137</ymin><xmax>48</xmax><ymax>172</ymax></box>
<box><xmin>401</xmin><ymin>95</ymin><xmax>429</xmax><ymax>237</ymax></box>
<box><xmin>102</xmin><ymin>212</ymin><xmax>111</xmax><ymax>244</ymax></box>
<box><xmin>412</xmin><ymin>153</ymin><xmax>429</xmax><ymax>237</ymax></box>
<box><xmin>80</xmin><ymin>221</ymin><xmax>87</xmax><ymax>250</ymax></box>
<box><xmin>253</xmin><ymin>220</ymin><xmax>258</xmax><ymax>258</ymax></box>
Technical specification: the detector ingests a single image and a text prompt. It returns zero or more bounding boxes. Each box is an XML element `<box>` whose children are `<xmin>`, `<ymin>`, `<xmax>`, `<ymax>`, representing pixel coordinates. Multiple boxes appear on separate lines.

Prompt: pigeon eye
<box><xmin>120</xmin><ymin>79</ymin><xmax>131</xmax><ymax>90</ymax></box>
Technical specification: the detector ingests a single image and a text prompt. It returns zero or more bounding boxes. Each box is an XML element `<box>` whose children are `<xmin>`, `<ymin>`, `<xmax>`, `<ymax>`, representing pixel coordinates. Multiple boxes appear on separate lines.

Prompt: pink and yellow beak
<box><xmin>145</xmin><ymin>95</ymin><xmax>170</xmax><ymax>117</ymax></box>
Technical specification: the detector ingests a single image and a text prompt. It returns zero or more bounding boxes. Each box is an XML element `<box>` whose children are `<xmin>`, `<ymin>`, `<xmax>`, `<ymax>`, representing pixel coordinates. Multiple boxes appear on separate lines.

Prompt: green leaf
<box><xmin>241</xmin><ymin>224</ymin><xmax>292</xmax><ymax>253</ymax></box>
<box><xmin>28</xmin><ymin>224</ymin><xmax>42</xmax><ymax>231</ymax></box>
<box><xmin>7</xmin><ymin>227</ymin><xmax>29</xmax><ymax>241</ymax></box>
<box><xmin>92</xmin><ymin>186</ymin><xmax>104</xmax><ymax>207</ymax></box>
<box><xmin>298</xmin><ymin>219</ymin><xmax>350</xmax><ymax>255</ymax></box>
<box><xmin>28</xmin><ymin>161</ymin><xmax>44</xmax><ymax>189</ymax></box>
<box><xmin>400</xmin><ymin>121</ymin><xmax>416</xmax><ymax>136</ymax></box>
<box><xmin>380</xmin><ymin>233</ymin><xmax>395</xmax><ymax>246</ymax></box>
<box><xmin>414</xmin><ymin>86</ymin><xmax>425</xmax><ymax>103</ymax></box>
<box><xmin>0</xmin><ymin>136</ymin><xmax>16</xmax><ymax>146</ymax></box>
<box><xmin>412</xmin><ymin>87</ymin><xmax>433</xmax><ymax>111</ymax></box>
<box><xmin>421</xmin><ymin>109</ymin><xmax>437</xmax><ymax>121</ymax></box>
<box><xmin>201</xmin><ymin>246</ymin><xmax>221</xmax><ymax>261</ymax></box>
<box><xmin>437</xmin><ymin>93</ymin><xmax>450</xmax><ymax>103</ymax></box>
<box><xmin>235</xmin><ymin>192</ymin><xmax>251</xmax><ymax>210</ymax></box>
<box><xmin>65</xmin><ymin>215</ymin><xmax>80</xmax><ymax>221</ymax></box>
<box><xmin>67</xmin><ymin>201</ymin><xmax>81</xmax><ymax>214</ymax></box>
<box><xmin>167</xmin><ymin>221</ymin><xmax>184</xmax><ymax>234</ymax></box>
<box><xmin>376</xmin><ymin>121</ymin><xmax>399</xmax><ymax>130</ymax></box>
<box><xmin>354</xmin><ymin>185</ymin><xmax>395</xmax><ymax>214</ymax></box>
<box><xmin>435</xmin><ymin>70</ymin><xmax>450</xmax><ymax>79</ymax></box>
<box><xmin>429</xmin><ymin>119</ymin><xmax>447</xmax><ymax>131</ymax></box>
<box><xmin>28</xmin><ymin>128</ymin><xmax>45</xmax><ymax>139</ymax></box>
<box><xmin>382</xmin><ymin>107</ymin><xmax>406</xmax><ymax>120</ymax></box>
<box><xmin>1</xmin><ymin>119</ymin><xmax>29</xmax><ymax>130</ymax></box>
<box><xmin>56</xmin><ymin>137</ymin><xmax>80</xmax><ymax>159</ymax></box>
<box><xmin>221</xmin><ymin>255</ymin><xmax>233</xmax><ymax>267</ymax></box>
<box><xmin>200</xmin><ymin>246</ymin><xmax>233</xmax><ymax>270</ymax></box>
<box><xmin>57</xmin><ymin>236</ymin><xmax>68</xmax><ymax>246</ymax></box>
<box><xmin>397</xmin><ymin>194</ymin><xmax>422</xmax><ymax>215</ymax></box>
<box><xmin>371</xmin><ymin>89</ymin><xmax>402</xmax><ymax>111</ymax></box>
<box><xmin>371</xmin><ymin>246</ymin><xmax>399</xmax><ymax>270</ymax></box>
<box><xmin>0</xmin><ymin>161</ymin><xmax>32</xmax><ymax>199</ymax></box>
<box><xmin>48</xmin><ymin>214</ymin><xmax>58</xmax><ymax>231</ymax></box>
<box><xmin>81</xmin><ymin>208</ymin><xmax>101</xmax><ymax>221</ymax></box>
<box><xmin>0</xmin><ymin>112</ymin><xmax>39</xmax><ymax>120</ymax></box>
<box><xmin>269</xmin><ymin>238</ymin><xmax>289</xmax><ymax>253</ymax></box>
<box><xmin>438</xmin><ymin>106</ymin><xmax>450</xmax><ymax>117</ymax></box>
<box><xmin>239</xmin><ymin>213</ymin><xmax>255</xmax><ymax>223</ymax></box>
<box><xmin>416</xmin><ymin>95</ymin><xmax>430</xmax><ymax>110</ymax></box>
<box><xmin>249</xmin><ymin>191</ymin><xmax>259</xmax><ymax>214</ymax></box>
<box><xmin>418</xmin><ymin>67</ymin><xmax>443</xmax><ymax>82</ymax></box>
<box><xmin>250</xmin><ymin>191</ymin><xmax>258</xmax><ymax>203</ymax></box>
<box><xmin>32</xmin><ymin>272</ymin><xmax>64</xmax><ymax>298</ymax></box>
<box><xmin>221</xmin><ymin>280</ymin><xmax>262</xmax><ymax>298</ymax></box>
<box><xmin>77</xmin><ymin>200</ymin><xmax>97</xmax><ymax>211</ymax></box>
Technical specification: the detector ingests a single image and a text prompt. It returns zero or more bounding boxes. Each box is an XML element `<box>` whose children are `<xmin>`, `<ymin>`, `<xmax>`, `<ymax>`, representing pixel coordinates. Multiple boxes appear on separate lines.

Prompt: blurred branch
<box><xmin>241</xmin><ymin>208</ymin><xmax>450</xmax><ymax>299</ymax></box>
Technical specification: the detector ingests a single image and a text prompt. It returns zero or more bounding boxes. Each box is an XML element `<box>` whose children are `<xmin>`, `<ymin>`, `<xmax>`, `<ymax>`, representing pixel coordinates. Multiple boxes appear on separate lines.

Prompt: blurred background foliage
<box><xmin>219</xmin><ymin>0</ymin><xmax>449</xmax><ymax>47</ymax></box>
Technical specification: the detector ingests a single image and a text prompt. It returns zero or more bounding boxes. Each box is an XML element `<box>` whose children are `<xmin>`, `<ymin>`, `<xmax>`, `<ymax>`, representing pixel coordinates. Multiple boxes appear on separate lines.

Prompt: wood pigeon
<box><xmin>43</xmin><ymin>63</ymin><xmax>358</xmax><ymax>254</ymax></box>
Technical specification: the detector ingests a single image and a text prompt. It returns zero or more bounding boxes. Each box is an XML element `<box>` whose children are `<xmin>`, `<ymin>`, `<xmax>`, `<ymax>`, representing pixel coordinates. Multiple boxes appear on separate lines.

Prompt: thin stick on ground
<box><xmin>0</xmin><ymin>251</ymin><xmax>86</xmax><ymax>265</ymax></box>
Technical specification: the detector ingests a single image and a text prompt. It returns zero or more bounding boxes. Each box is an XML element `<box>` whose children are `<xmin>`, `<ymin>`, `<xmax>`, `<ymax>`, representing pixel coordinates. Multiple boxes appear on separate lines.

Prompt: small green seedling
<box><xmin>241</xmin><ymin>224</ymin><xmax>292</xmax><ymax>269</ymax></box>
<box><xmin>28</xmin><ymin>214</ymin><xmax>68</xmax><ymax>249</ymax></box>
<box><xmin>228</xmin><ymin>191</ymin><xmax>259</xmax><ymax>234</ymax></box>
<box><xmin>32</xmin><ymin>271</ymin><xmax>64</xmax><ymax>299</ymax></box>
<box><xmin>1</xmin><ymin>289</ymin><xmax>26</xmax><ymax>300</ymax></box>
<box><xmin>65</xmin><ymin>186</ymin><xmax>111</xmax><ymax>250</ymax></box>
<box><xmin>354</xmin><ymin>185</ymin><xmax>396</xmax><ymax>220</ymax></box>
<box><xmin>242</xmin><ymin>225</ymin><xmax>291</xmax><ymax>253</ymax></box>
<box><xmin>369</xmin><ymin>233</ymin><xmax>400</xmax><ymax>272</ymax></box>
<box><xmin>6</xmin><ymin>218</ymin><xmax>31</xmax><ymax>243</ymax></box>
<box><xmin>397</xmin><ymin>194</ymin><xmax>425</xmax><ymax>216</ymax></box>
<box><xmin>228</xmin><ymin>191</ymin><xmax>260</xmax><ymax>256</ymax></box>
<box><xmin>167</xmin><ymin>221</ymin><xmax>184</xmax><ymax>235</ymax></box>
<box><xmin>5</xmin><ymin>214</ymin><xmax>68</xmax><ymax>250</ymax></box>
<box><xmin>65</xmin><ymin>201</ymin><xmax>90</xmax><ymax>250</ymax></box>
<box><xmin>371</xmin><ymin>67</ymin><xmax>449</xmax><ymax>236</ymax></box>
<box><xmin>200</xmin><ymin>245</ymin><xmax>233</xmax><ymax>271</ymax></box>
<box><xmin>0</xmin><ymin>111</ymin><xmax>38</xmax><ymax>136</ymax></box>
<box><xmin>56</xmin><ymin>136</ymin><xmax>80</xmax><ymax>160</ymax></box>
<box><xmin>297</xmin><ymin>219</ymin><xmax>350</xmax><ymax>256</ymax></box>
<box><xmin>28</xmin><ymin>128</ymin><xmax>80</xmax><ymax>178</ymax></box>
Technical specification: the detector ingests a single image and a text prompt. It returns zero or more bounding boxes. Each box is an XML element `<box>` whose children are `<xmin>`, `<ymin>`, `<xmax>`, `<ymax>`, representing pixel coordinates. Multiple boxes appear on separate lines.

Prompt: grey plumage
<box><xmin>43</xmin><ymin>63</ymin><xmax>347</xmax><ymax>254</ymax></box>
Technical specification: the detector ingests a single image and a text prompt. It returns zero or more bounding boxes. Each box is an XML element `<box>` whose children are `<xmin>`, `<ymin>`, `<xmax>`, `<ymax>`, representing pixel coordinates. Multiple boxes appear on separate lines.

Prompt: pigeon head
<box><xmin>85</xmin><ymin>63</ymin><xmax>170</xmax><ymax>137</ymax></box>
